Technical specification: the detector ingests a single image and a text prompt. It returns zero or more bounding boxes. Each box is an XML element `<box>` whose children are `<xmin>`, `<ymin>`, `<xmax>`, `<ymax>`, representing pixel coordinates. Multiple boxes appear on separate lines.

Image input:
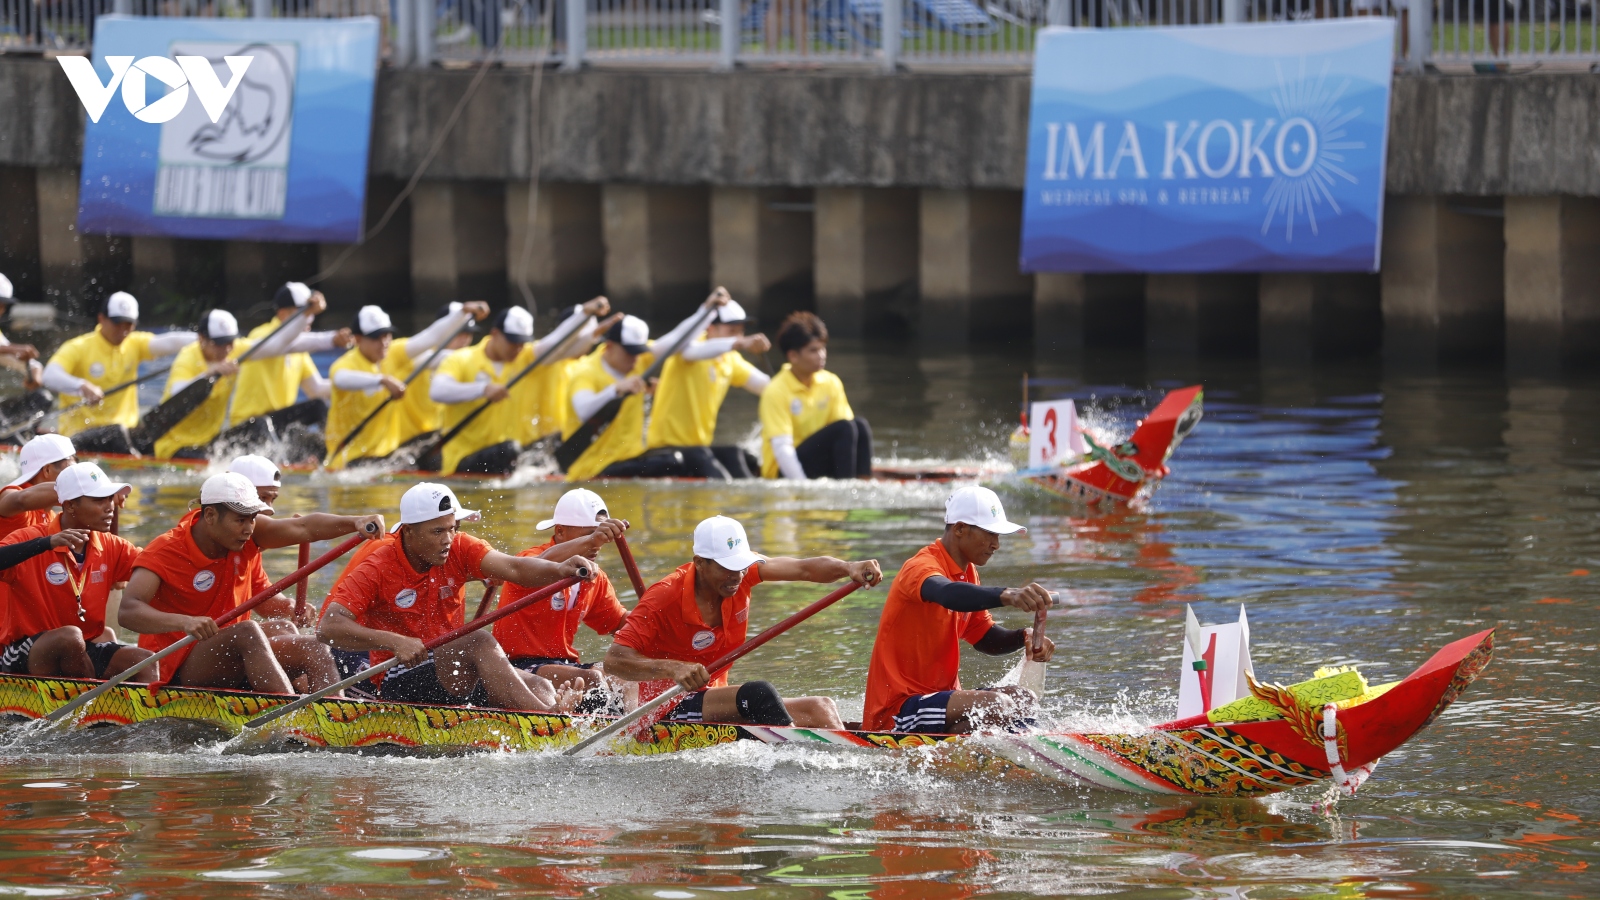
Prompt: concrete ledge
<box><xmin>5</xmin><ymin>56</ymin><xmax>1600</xmax><ymax>196</ymax></box>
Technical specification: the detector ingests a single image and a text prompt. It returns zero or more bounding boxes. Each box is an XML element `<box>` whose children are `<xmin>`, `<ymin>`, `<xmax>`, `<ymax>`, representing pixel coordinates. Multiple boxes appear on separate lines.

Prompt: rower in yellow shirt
<box><xmin>644</xmin><ymin>299</ymin><xmax>770</xmax><ymax>480</ymax></box>
<box><xmin>758</xmin><ymin>311</ymin><xmax>873</xmax><ymax>480</ymax></box>
<box><xmin>388</xmin><ymin>303</ymin><xmax>483</xmax><ymax>470</ymax></box>
<box><xmin>324</xmin><ymin>302</ymin><xmax>486</xmax><ymax>470</ymax></box>
<box><xmin>508</xmin><ymin>297</ymin><xmax>614</xmax><ymax>450</ymax></box>
<box><xmin>429</xmin><ymin>299</ymin><xmax>610</xmax><ymax>476</ymax></box>
<box><xmin>152</xmin><ymin>302</ymin><xmax>332</xmax><ymax>459</ymax></box>
<box><xmin>561</xmin><ymin>290</ymin><xmax>731</xmax><ymax>482</ymax></box>
<box><xmin>40</xmin><ymin>292</ymin><xmax>197</xmax><ymax>455</ymax></box>
<box><xmin>231</xmin><ymin>282</ymin><xmax>353</xmax><ymax>458</ymax></box>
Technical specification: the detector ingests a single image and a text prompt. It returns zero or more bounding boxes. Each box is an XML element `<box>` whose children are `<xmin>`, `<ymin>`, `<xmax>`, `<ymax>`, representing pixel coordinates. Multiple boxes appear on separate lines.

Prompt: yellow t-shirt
<box><xmin>646</xmin><ymin>346</ymin><xmax>757</xmax><ymax>450</ymax></box>
<box><xmin>49</xmin><ymin>328</ymin><xmax>159</xmax><ymax>434</ymax></box>
<box><xmin>232</xmin><ymin>318</ymin><xmax>320</xmax><ymax>422</ymax></box>
<box><xmin>436</xmin><ymin>340</ymin><xmax>530</xmax><ymax>475</ymax></box>
<box><xmin>511</xmin><ymin>346</ymin><xmax>568</xmax><ymax>445</ymax></box>
<box><xmin>153</xmin><ymin>338</ymin><xmax>272</xmax><ymax>459</ymax></box>
<box><xmin>386</xmin><ymin>341</ymin><xmax>445</xmax><ymax>447</ymax></box>
<box><xmin>758</xmin><ymin>364</ymin><xmax>854</xmax><ymax>478</ymax></box>
<box><xmin>563</xmin><ymin>349</ymin><xmax>653</xmax><ymax>482</ymax></box>
<box><xmin>325</xmin><ymin>338</ymin><xmax>413</xmax><ymax>469</ymax></box>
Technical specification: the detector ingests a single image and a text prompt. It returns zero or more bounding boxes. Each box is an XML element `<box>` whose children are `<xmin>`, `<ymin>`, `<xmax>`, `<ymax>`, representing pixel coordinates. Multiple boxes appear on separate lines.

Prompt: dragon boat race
<box><xmin>1</xmin><ymin>0</ymin><xmax>1599</xmax><ymax>895</ymax></box>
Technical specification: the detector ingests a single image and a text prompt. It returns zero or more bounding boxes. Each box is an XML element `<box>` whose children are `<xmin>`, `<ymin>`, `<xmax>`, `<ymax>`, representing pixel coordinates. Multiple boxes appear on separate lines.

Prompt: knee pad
<box><xmin>735</xmin><ymin>680</ymin><xmax>793</xmax><ymax>726</ymax></box>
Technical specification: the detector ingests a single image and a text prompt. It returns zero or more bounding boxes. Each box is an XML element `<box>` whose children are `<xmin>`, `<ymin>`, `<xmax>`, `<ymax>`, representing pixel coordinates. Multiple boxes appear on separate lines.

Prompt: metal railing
<box><xmin>3</xmin><ymin>0</ymin><xmax>1597</xmax><ymax>71</ymax></box>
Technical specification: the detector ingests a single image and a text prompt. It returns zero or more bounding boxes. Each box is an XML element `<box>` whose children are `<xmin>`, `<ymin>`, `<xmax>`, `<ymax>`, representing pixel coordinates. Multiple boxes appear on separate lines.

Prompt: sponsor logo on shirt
<box><xmin>551</xmin><ymin>594</ymin><xmax>565</xmax><ymax>611</ymax></box>
<box><xmin>90</xmin><ymin>362</ymin><xmax>106</xmax><ymax>378</ymax></box>
<box><xmin>192</xmin><ymin>570</ymin><xmax>216</xmax><ymax>592</ymax></box>
<box><xmin>691</xmin><ymin>629</ymin><xmax>716</xmax><ymax>651</ymax></box>
<box><xmin>790</xmin><ymin>398</ymin><xmax>802</xmax><ymax>415</ymax></box>
<box><xmin>45</xmin><ymin>562</ymin><xmax>69</xmax><ymax>586</ymax></box>
<box><xmin>736</xmin><ymin>608</ymin><xmax>748</xmax><ymax>623</ymax></box>
<box><xmin>395</xmin><ymin>588</ymin><xmax>418</xmax><ymax>609</ymax></box>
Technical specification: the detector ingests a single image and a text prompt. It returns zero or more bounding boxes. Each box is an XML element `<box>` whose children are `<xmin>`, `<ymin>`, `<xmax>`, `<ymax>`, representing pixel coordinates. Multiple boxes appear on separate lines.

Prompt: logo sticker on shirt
<box><xmin>551</xmin><ymin>595</ymin><xmax>565</xmax><ymax>611</ymax></box>
<box><xmin>691</xmin><ymin>629</ymin><xmax>716</xmax><ymax>651</ymax></box>
<box><xmin>736</xmin><ymin>608</ymin><xmax>748</xmax><ymax>623</ymax></box>
<box><xmin>192</xmin><ymin>570</ymin><xmax>216</xmax><ymax>592</ymax></box>
<box><xmin>45</xmin><ymin>563</ymin><xmax>69</xmax><ymax>586</ymax></box>
<box><xmin>90</xmin><ymin>362</ymin><xmax>105</xmax><ymax>378</ymax></box>
<box><xmin>790</xmin><ymin>398</ymin><xmax>802</xmax><ymax>416</ymax></box>
<box><xmin>395</xmin><ymin>588</ymin><xmax>418</xmax><ymax>609</ymax></box>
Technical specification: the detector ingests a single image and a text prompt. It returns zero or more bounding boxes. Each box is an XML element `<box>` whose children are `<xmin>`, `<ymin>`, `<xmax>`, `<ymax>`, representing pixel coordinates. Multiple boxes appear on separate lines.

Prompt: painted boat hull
<box><xmin>1019</xmin><ymin>385</ymin><xmax>1205</xmax><ymax>505</ymax></box>
<box><xmin>0</xmin><ymin>630</ymin><xmax>1492</xmax><ymax>797</ymax></box>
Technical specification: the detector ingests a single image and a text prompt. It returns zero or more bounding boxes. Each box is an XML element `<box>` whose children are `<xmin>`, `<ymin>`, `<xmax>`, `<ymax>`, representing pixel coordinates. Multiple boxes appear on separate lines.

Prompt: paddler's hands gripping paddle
<box><xmin>243</xmin><ymin>566</ymin><xmax>592</xmax><ymax>729</ymax></box>
<box><xmin>44</xmin><ymin>524</ymin><xmax>378</xmax><ymax>725</ymax></box>
<box><xmin>128</xmin><ymin>303</ymin><xmax>315</xmax><ymax>454</ymax></box>
<box><xmin>563</xmin><ymin>580</ymin><xmax>864</xmax><ymax>758</ymax></box>
<box><xmin>552</xmin><ymin>290</ymin><xmax>728</xmax><ymax>472</ymax></box>
<box><xmin>327</xmin><ymin>305</ymin><xmax>486</xmax><ymax>464</ymax></box>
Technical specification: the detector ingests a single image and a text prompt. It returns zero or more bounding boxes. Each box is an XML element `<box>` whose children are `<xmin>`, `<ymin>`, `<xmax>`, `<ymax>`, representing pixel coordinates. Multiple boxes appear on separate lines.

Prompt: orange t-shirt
<box><xmin>321</xmin><ymin>531</ymin><xmax>494</xmax><ymax>672</ymax></box>
<box><xmin>495</xmin><ymin>540</ymin><xmax>627</xmax><ymax>662</ymax></box>
<box><xmin>133</xmin><ymin>508</ymin><xmax>271</xmax><ymax>683</ymax></box>
<box><xmin>862</xmin><ymin>540</ymin><xmax>996</xmax><ymax>732</ymax></box>
<box><xmin>0</xmin><ymin>484</ymin><xmax>53</xmax><ymax>540</ymax></box>
<box><xmin>612</xmin><ymin>561</ymin><xmax>762</xmax><ymax>703</ymax></box>
<box><xmin>0</xmin><ymin>516</ymin><xmax>139</xmax><ymax>645</ymax></box>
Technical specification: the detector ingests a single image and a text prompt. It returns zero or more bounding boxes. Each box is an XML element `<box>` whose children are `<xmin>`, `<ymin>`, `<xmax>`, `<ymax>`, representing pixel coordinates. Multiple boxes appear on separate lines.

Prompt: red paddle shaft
<box><xmin>1031</xmin><ymin>608</ymin><xmax>1047</xmax><ymax>655</ymax></box>
<box><xmin>471</xmin><ymin>582</ymin><xmax>502</xmax><ymax>621</ymax></box>
<box><xmin>705</xmin><ymin>580</ymin><xmax>862</xmax><ymax>679</ymax></box>
<box><xmin>294</xmin><ymin>542</ymin><xmax>310</xmax><ymax>619</ymax></box>
<box><xmin>613</xmin><ymin>533</ymin><xmax>647</xmax><ymax>597</ymax></box>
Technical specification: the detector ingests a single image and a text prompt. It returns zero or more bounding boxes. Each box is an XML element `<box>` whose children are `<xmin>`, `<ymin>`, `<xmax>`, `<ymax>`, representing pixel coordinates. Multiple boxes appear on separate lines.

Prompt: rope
<box><xmin>306</xmin><ymin>45</ymin><xmax>502</xmax><ymax>287</ymax></box>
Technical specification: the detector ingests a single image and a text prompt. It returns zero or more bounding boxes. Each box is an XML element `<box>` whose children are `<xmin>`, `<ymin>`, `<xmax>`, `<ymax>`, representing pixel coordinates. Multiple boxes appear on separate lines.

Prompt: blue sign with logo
<box><xmin>1021</xmin><ymin>21</ymin><xmax>1394</xmax><ymax>273</ymax></box>
<box><xmin>76</xmin><ymin>15</ymin><xmax>379</xmax><ymax>243</ymax></box>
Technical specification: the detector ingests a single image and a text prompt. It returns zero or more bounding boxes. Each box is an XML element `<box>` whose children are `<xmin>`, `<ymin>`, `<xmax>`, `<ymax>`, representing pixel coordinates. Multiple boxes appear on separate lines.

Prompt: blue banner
<box><xmin>1021</xmin><ymin>21</ymin><xmax>1394</xmax><ymax>273</ymax></box>
<box><xmin>77</xmin><ymin>15</ymin><xmax>379</xmax><ymax>243</ymax></box>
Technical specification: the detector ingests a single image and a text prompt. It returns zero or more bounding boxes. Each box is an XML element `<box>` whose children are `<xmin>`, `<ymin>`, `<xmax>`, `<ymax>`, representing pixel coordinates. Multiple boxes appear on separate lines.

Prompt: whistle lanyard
<box><xmin>63</xmin><ymin>548</ymin><xmax>89</xmax><ymax>623</ymax></box>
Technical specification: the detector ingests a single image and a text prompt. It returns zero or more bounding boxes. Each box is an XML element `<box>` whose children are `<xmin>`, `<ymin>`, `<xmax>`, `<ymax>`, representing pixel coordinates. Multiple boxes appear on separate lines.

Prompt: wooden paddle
<box><xmin>0</xmin><ymin>365</ymin><xmax>175</xmax><ymax>444</ymax></box>
<box><xmin>242</xmin><ymin>570</ymin><xmax>588</xmax><ymax>730</ymax></box>
<box><xmin>562</xmin><ymin>580</ymin><xmax>863</xmax><ymax>757</ymax></box>
<box><xmin>128</xmin><ymin>305</ymin><xmax>314</xmax><ymax>455</ymax></box>
<box><xmin>613</xmin><ymin>532</ymin><xmax>648</xmax><ymax>598</ymax></box>
<box><xmin>470</xmin><ymin>581</ymin><xmax>501</xmax><ymax>621</ymax></box>
<box><xmin>326</xmin><ymin>313</ymin><xmax>479</xmax><ymax>464</ymax></box>
<box><xmin>44</xmin><ymin>526</ymin><xmax>375</xmax><ymax>724</ymax></box>
<box><xmin>552</xmin><ymin>304</ymin><xmax>720</xmax><ymax>472</ymax></box>
<box><xmin>397</xmin><ymin>312</ymin><xmax>595</xmax><ymax>469</ymax></box>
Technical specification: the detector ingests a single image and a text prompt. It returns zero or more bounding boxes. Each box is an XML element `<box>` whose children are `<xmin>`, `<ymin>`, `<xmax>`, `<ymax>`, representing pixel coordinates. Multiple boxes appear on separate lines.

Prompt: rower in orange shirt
<box><xmin>0</xmin><ymin>434</ymin><xmax>76</xmax><ymax>540</ymax></box>
<box><xmin>496</xmin><ymin>488</ymin><xmax>630</xmax><ymax>693</ymax></box>
<box><xmin>604</xmin><ymin>515</ymin><xmax>881</xmax><ymax>729</ymax></box>
<box><xmin>0</xmin><ymin>462</ymin><xmax>147</xmax><ymax>679</ymax></box>
<box><xmin>117</xmin><ymin>473</ymin><xmax>385</xmax><ymax>693</ymax></box>
<box><xmin>862</xmin><ymin>486</ymin><xmax>1054</xmax><ymax>734</ymax></box>
<box><xmin>317</xmin><ymin>482</ymin><xmax>596</xmax><ymax>710</ymax></box>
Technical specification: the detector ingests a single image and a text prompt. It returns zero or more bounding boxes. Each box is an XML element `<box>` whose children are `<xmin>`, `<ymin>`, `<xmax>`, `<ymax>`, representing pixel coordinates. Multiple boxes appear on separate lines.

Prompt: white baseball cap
<box><xmin>275</xmin><ymin>281</ymin><xmax>312</xmax><ymax>309</ymax></box>
<box><xmin>355</xmin><ymin>305</ymin><xmax>396</xmax><ymax>338</ymax></box>
<box><xmin>692</xmin><ymin>515</ymin><xmax>761</xmax><ymax>572</ymax></box>
<box><xmin>9</xmin><ymin>433</ymin><xmax>76</xmax><ymax>487</ymax></box>
<box><xmin>715</xmin><ymin>300</ymin><xmax>747</xmax><ymax>325</ymax></box>
<box><xmin>200</xmin><ymin>472</ymin><xmax>273</xmax><ymax>516</ymax></box>
<box><xmin>944</xmin><ymin>486</ymin><xmax>1026</xmax><ymax>535</ymax></box>
<box><xmin>537</xmin><ymin>488</ymin><xmax>609</xmax><ymax>530</ymax></box>
<box><xmin>0</xmin><ymin>272</ymin><xmax>12</xmax><ymax>302</ymax></box>
<box><xmin>607</xmin><ymin>315</ymin><xmax>650</xmax><ymax>355</ymax></box>
<box><xmin>105</xmin><ymin>291</ymin><xmax>139</xmax><ymax>323</ymax></box>
<box><xmin>493</xmin><ymin>306</ymin><xmax>535</xmax><ymax>343</ymax></box>
<box><xmin>201</xmin><ymin>309</ymin><xmax>240</xmax><ymax>342</ymax></box>
<box><xmin>228</xmin><ymin>454</ymin><xmax>281</xmax><ymax>488</ymax></box>
<box><xmin>54</xmin><ymin>462</ymin><xmax>129</xmax><ymax>503</ymax></box>
<box><xmin>393</xmin><ymin>482</ymin><xmax>479</xmax><ymax>533</ymax></box>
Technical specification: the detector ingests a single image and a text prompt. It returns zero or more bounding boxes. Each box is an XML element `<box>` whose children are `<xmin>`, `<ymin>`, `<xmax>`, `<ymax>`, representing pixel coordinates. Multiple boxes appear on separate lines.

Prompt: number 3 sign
<box><xmin>1027</xmin><ymin>399</ymin><xmax>1088</xmax><ymax>469</ymax></box>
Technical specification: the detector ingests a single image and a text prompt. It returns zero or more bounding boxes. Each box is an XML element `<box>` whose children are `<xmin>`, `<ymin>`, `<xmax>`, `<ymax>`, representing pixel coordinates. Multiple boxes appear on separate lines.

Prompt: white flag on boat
<box><xmin>1177</xmin><ymin>604</ymin><xmax>1255</xmax><ymax>720</ymax></box>
<box><xmin>1028</xmin><ymin>399</ymin><xmax>1089</xmax><ymax>469</ymax></box>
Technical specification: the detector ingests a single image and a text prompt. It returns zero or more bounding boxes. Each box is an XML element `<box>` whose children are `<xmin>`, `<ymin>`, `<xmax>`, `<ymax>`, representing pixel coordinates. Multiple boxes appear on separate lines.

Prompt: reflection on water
<box><xmin>3</xmin><ymin>344</ymin><xmax>1599</xmax><ymax>897</ymax></box>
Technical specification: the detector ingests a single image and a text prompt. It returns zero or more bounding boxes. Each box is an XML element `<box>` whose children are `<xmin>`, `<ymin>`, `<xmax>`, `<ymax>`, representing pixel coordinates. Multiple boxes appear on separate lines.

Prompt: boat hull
<box><xmin>0</xmin><ymin>630</ymin><xmax>1492</xmax><ymax>798</ymax></box>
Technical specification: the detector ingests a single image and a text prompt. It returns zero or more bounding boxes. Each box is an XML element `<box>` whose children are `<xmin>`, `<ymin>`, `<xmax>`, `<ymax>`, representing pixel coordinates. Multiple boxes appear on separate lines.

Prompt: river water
<box><xmin>0</xmin><ymin>344</ymin><xmax>1596</xmax><ymax>897</ymax></box>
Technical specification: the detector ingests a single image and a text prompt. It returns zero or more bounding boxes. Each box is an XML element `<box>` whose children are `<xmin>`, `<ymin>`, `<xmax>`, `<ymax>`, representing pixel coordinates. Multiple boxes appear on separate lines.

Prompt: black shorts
<box><xmin>664</xmin><ymin>689</ymin><xmax>708</xmax><ymax>722</ymax></box>
<box><xmin>893</xmin><ymin>690</ymin><xmax>956</xmax><ymax>733</ymax></box>
<box><xmin>378</xmin><ymin>660</ymin><xmax>492</xmax><ymax>707</ymax></box>
<box><xmin>0</xmin><ymin>633</ymin><xmax>128</xmax><ymax>679</ymax></box>
<box><xmin>510</xmin><ymin>656</ymin><xmax>595</xmax><ymax>674</ymax></box>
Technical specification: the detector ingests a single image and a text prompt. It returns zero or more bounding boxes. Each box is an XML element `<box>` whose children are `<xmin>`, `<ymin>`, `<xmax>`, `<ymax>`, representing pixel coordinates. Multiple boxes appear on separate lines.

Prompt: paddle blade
<box><xmin>128</xmin><ymin>376</ymin><xmax>216</xmax><ymax>454</ymax></box>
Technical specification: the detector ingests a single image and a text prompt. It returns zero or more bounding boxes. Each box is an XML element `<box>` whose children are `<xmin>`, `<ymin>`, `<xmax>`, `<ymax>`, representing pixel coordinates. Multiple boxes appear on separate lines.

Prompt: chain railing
<box><xmin>3</xmin><ymin>0</ymin><xmax>1597</xmax><ymax>71</ymax></box>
